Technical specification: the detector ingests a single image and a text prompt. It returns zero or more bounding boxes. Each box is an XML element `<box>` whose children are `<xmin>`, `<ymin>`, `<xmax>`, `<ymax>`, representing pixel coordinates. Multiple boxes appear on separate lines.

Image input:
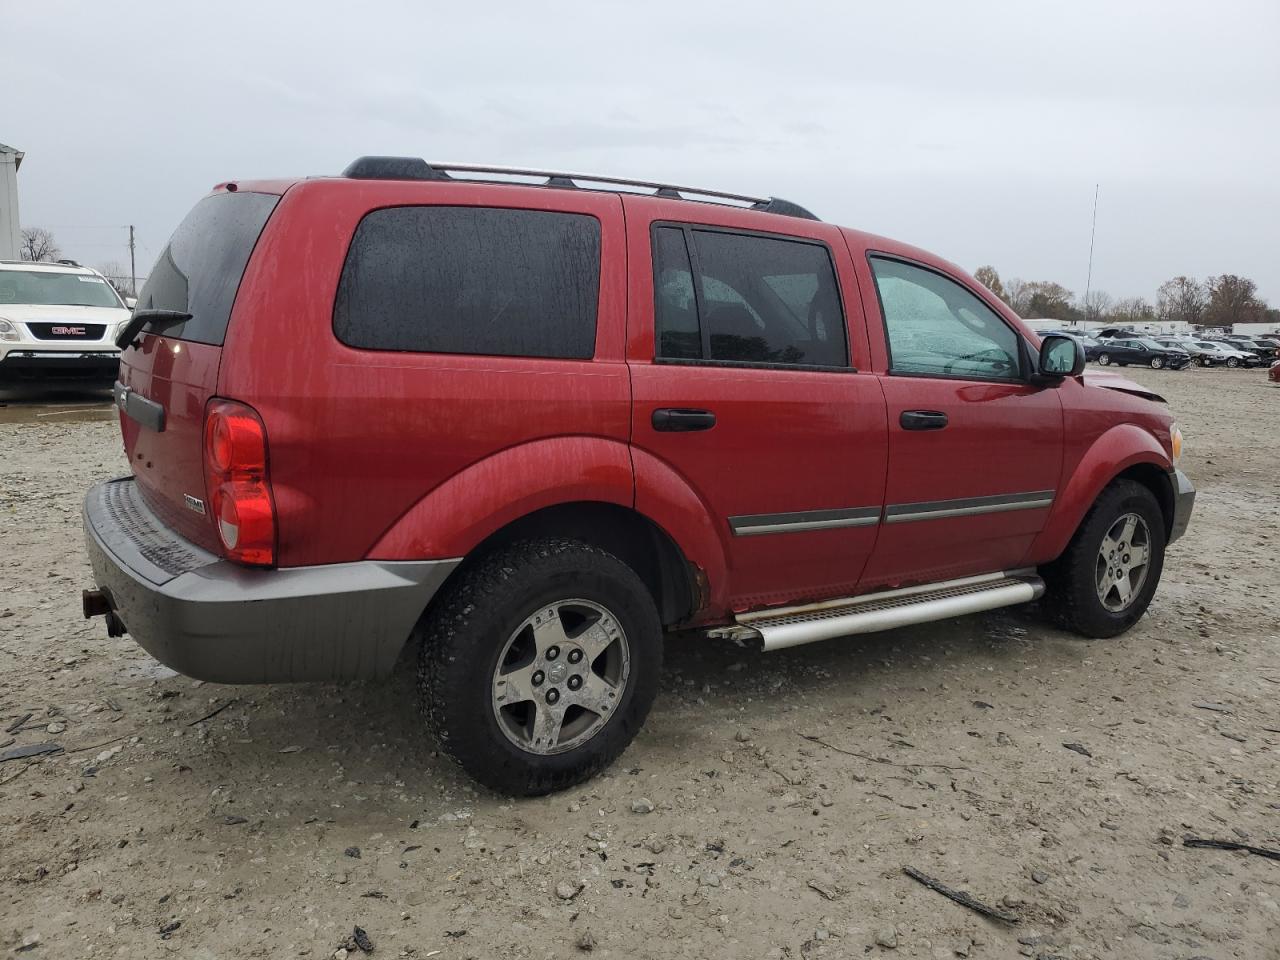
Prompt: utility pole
<box><xmin>1083</xmin><ymin>184</ymin><xmax>1099</xmax><ymax>320</ymax></box>
<box><xmin>128</xmin><ymin>225</ymin><xmax>137</xmax><ymax>296</ymax></box>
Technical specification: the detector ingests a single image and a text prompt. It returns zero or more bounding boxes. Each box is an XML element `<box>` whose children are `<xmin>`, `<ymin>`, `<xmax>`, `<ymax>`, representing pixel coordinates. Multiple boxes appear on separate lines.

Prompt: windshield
<box><xmin>0</xmin><ymin>270</ymin><xmax>124</xmax><ymax>308</ymax></box>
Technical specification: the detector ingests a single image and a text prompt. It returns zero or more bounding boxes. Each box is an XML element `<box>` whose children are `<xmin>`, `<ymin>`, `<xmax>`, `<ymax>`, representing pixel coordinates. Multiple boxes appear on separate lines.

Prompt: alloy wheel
<box><xmin>1095</xmin><ymin>513</ymin><xmax>1151</xmax><ymax>613</ymax></box>
<box><xmin>491</xmin><ymin>599</ymin><xmax>630</xmax><ymax>756</ymax></box>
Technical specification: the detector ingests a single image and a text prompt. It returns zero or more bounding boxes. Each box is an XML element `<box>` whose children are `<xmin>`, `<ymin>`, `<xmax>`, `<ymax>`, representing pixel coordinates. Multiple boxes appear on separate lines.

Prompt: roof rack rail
<box><xmin>340</xmin><ymin>157</ymin><xmax>819</xmax><ymax>221</ymax></box>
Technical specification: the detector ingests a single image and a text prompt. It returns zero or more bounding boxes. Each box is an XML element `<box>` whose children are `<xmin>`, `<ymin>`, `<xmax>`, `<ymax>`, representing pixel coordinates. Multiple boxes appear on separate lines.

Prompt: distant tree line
<box><xmin>973</xmin><ymin>265</ymin><xmax>1278</xmax><ymax>328</ymax></box>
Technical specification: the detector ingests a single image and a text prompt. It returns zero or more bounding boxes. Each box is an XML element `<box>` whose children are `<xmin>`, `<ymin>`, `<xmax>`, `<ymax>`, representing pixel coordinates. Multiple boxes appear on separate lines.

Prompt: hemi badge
<box><xmin>183</xmin><ymin>495</ymin><xmax>206</xmax><ymax>515</ymax></box>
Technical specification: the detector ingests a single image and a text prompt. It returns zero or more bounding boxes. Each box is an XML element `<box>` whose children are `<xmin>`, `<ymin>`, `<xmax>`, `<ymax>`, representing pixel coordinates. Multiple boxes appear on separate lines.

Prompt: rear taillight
<box><xmin>203</xmin><ymin>399</ymin><xmax>276</xmax><ymax>566</ymax></box>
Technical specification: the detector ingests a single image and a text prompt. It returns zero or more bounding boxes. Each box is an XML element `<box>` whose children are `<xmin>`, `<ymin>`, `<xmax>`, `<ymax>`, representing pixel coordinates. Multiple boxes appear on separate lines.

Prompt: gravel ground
<box><xmin>1</xmin><ymin>368</ymin><xmax>1277</xmax><ymax>959</ymax></box>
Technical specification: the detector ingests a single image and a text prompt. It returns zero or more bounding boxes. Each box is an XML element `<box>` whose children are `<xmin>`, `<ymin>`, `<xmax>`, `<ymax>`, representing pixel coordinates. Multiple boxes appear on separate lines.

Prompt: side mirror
<box><xmin>1038</xmin><ymin>334</ymin><xmax>1085</xmax><ymax>379</ymax></box>
<box><xmin>124</xmin><ymin>297</ymin><xmax>138</xmax><ymax>310</ymax></box>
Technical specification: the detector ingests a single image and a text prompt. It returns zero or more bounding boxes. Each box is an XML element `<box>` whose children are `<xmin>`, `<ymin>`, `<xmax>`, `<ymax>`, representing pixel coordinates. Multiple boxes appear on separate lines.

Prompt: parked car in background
<box><xmin>0</xmin><ymin>261</ymin><xmax>132</xmax><ymax>383</ymax></box>
<box><xmin>1271</xmin><ymin>360</ymin><xmax>1280</xmax><ymax>384</ymax></box>
<box><xmin>80</xmin><ymin>157</ymin><xmax>1194</xmax><ymax>794</ymax></box>
<box><xmin>1191</xmin><ymin>340</ymin><xmax>1263</xmax><ymax>368</ymax></box>
<box><xmin>1226</xmin><ymin>338</ymin><xmax>1280</xmax><ymax>363</ymax></box>
<box><xmin>1254</xmin><ymin>336</ymin><xmax>1280</xmax><ymax>355</ymax></box>
<box><xmin>1155</xmin><ymin>337</ymin><xmax>1216</xmax><ymax>366</ymax></box>
<box><xmin>1094</xmin><ymin>337</ymin><xmax>1192</xmax><ymax>369</ymax></box>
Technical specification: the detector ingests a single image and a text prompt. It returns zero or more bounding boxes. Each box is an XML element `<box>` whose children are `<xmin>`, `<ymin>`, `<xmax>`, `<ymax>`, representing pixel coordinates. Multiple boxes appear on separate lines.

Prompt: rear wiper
<box><xmin>115</xmin><ymin>309</ymin><xmax>193</xmax><ymax>350</ymax></box>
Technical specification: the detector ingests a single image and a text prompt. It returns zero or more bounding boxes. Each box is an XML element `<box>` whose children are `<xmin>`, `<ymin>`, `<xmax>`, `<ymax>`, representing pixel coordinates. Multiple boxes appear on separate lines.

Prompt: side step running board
<box><xmin>711</xmin><ymin>571</ymin><xmax>1044</xmax><ymax>651</ymax></box>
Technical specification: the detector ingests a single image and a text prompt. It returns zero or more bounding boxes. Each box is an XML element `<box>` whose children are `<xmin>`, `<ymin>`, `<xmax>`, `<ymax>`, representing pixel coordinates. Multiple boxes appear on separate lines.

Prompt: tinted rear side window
<box><xmin>652</xmin><ymin>225</ymin><xmax>848</xmax><ymax>368</ymax></box>
<box><xmin>334</xmin><ymin>206</ymin><xmax>601</xmax><ymax>359</ymax></box>
<box><xmin>135</xmin><ymin>191</ymin><xmax>279</xmax><ymax>345</ymax></box>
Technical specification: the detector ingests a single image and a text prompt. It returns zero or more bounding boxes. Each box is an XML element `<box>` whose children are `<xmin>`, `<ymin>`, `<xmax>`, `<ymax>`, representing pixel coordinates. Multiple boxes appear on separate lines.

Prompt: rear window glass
<box><xmin>135</xmin><ymin>191</ymin><xmax>279</xmax><ymax>345</ymax></box>
<box><xmin>333</xmin><ymin>206</ymin><xmax>601</xmax><ymax>359</ymax></box>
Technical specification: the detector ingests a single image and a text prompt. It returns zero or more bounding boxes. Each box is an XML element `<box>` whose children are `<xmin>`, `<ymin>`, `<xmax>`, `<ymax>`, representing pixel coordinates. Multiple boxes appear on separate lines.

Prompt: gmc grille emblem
<box><xmin>52</xmin><ymin>326</ymin><xmax>87</xmax><ymax>336</ymax></box>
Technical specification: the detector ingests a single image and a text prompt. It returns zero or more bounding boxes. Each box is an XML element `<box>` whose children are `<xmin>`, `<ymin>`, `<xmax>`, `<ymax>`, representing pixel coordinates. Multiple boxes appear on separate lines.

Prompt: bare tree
<box><xmin>96</xmin><ymin>260</ymin><xmax>133</xmax><ymax>297</ymax></box>
<box><xmin>20</xmin><ymin>227</ymin><xmax>61</xmax><ymax>262</ymax></box>
<box><xmin>1109</xmin><ymin>296</ymin><xmax>1154</xmax><ymax>325</ymax></box>
<box><xmin>973</xmin><ymin>265</ymin><xmax>1006</xmax><ymax>302</ymax></box>
<box><xmin>1080</xmin><ymin>289</ymin><xmax>1113</xmax><ymax>322</ymax></box>
<box><xmin>1156</xmin><ymin>276</ymin><xmax>1206</xmax><ymax>325</ymax></box>
<box><xmin>1204</xmin><ymin>274</ymin><xmax>1265</xmax><ymax>327</ymax></box>
<box><xmin>1004</xmin><ymin>277</ymin><xmax>1030</xmax><ymax>315</ymax></box>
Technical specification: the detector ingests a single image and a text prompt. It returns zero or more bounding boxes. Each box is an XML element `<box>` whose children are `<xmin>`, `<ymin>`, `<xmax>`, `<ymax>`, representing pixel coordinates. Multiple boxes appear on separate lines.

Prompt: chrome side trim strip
<box><xmin>730</xmin><ymin>506</ymin><xmax>881</xmax><ymax>537</ymax></box>
<box><xmin>884</xmin><ymin>489</ymin><xmax>1054</xmax><ymax>524</ymax></box>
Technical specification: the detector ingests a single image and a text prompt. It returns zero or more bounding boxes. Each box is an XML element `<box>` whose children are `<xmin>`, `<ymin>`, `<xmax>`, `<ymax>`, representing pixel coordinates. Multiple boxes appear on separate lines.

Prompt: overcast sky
<box><xmin>5</xmin><ymin>0</ymin><xmax>1278</xmax><ymax>302</ymax></box>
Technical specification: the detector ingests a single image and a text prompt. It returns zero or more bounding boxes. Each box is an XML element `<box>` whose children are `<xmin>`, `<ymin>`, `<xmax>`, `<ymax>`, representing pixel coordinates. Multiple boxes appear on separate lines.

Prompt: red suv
<box><xmin>82</xmin><ymin>157</ymin><xmax>1194</xmax><ymax>795</ymax></box>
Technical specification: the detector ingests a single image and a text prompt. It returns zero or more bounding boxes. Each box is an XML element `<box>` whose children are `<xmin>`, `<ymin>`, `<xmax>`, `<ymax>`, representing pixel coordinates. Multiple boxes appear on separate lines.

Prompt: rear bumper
<box><xmin>1168</xmin><ymin>468</ymin><xmax>1195</xmax><ymax>544</ymax></box>
<box><xmin>81</xmin><ymin>478</ymin><xmax>459</xmax><ymax>683</ymax></box>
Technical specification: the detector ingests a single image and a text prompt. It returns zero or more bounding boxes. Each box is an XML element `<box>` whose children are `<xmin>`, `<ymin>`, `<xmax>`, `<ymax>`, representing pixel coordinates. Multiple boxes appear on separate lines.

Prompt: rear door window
<box><xmin>136</xmin><ymin>191</ymin><xmax>280</xmax><ymax>345</ymax></box>
<box><xmin>652</xmin><ymin>225</ymin><xmax>848</xmax><ymax>368</ymax></box>
<box><xmin>334</xmin><ymin>206</ymin><xmax>601</xmax><ymax>359</ymax></box>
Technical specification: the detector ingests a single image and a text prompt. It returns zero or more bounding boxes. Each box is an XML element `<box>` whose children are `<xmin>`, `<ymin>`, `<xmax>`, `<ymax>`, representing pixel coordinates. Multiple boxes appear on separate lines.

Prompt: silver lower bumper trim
<box><xmin>82</xmin><ymin>478</ymin><xmax>459</xmax><ymax>683</ymax></box>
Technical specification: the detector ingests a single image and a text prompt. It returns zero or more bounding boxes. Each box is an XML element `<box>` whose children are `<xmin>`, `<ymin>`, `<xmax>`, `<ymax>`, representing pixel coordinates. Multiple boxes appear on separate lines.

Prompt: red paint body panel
<box><xmin>860</xmin><ymin>376</ymin><xmax>1063</xmax><ymax>588</ymax></box>
<box><xmin>1027</xmin><ymin>377</ymin><xmax>1175</xmax><ymax>563</ymax></box>
<box><xmin>370</xmin><ymin>436</ymin><xmax>634</xmax><ymax>559</ymax></box>
<box><xmin>217</xmin><ymin>180</ymin><xmax>629</xmax><ymax>566</ymax></box>
<box><xmin>622</xmin><ymin>196</ymin><xmax>889</xmax><ymax>612</ymax></box>
<box><xmin>118</xmin><ymin>336</ymin><xmax>224</xmax><ymax>552</ymax></box>
<box><xmin>841</xmin><ymin>228</ymin><xmax>1066</xmax><ymax>588</ymax></box>
<box><xmin>114</xmin><ymin>170</ymin><xmax>1182</xmax><ymax>629</ymax></box>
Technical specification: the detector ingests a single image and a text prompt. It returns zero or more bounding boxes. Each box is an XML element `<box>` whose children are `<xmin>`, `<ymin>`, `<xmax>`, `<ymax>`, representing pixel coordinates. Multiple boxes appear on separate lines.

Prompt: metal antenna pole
<box><xmin>128</xmin><ymin>226</ymin><xmax>136</xmax><ymax>296</ymax></box>
<box><xmin>1084</xmin><ymin>184</ymin><xmax>1098</xmax><ymax>319</ymax></box>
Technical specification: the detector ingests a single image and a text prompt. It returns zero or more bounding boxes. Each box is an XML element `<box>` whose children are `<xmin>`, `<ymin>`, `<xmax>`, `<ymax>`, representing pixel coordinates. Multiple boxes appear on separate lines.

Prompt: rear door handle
<box><xmin>652</xmin><ymin>408</ymin><xmax>717</xmax><ymax>432</ymax></box>
<box><xmin>900</xmin><ymin>409</ymin><xmax>948</xmax><ymax>431</ymax></box>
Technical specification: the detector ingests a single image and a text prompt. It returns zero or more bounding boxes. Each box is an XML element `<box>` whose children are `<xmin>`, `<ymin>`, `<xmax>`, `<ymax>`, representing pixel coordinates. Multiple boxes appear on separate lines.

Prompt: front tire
<box><xmin>1227</xmin><ymin>357</ymin><xmax>1240</xmax><ymax>368</ymax></box>
<box><xmin>417</xmin><ymin>538</ymin><xmax>662</xmax><ymax>795</ymax></box>
<box><xmin>1150</xmin><ymin>356</ymin><xmax>1165</xmax><ymax>369</ymax></box>
<box><xmin>1098</xmin><ymin>353</ymin><xmax>1112</xmax><ymax>366</ymax></box>
<box><xmin>1040</xmin><ymin>480</ymin><xmax>1167</xmax><ymax>638</ymax></box>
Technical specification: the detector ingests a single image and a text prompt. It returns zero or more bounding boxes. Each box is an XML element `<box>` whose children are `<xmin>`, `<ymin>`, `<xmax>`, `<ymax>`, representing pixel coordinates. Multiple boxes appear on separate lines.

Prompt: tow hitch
<box><xmin>82</xmin><ymin>588</ymin><xmax>127</xmax><ymax>637</ymax></box>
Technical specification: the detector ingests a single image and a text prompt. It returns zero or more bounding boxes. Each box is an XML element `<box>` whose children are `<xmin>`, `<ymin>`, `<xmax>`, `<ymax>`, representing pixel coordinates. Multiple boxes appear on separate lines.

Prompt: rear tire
<box><xmin>417</xmin><ymin>538</ymin><xmax>662</xmax><ymax>795</ymax></box>
<box><xmin>1040</xmin><ymin>480</ymin><xmax>1167</xmax><ymax>639</ymax></box>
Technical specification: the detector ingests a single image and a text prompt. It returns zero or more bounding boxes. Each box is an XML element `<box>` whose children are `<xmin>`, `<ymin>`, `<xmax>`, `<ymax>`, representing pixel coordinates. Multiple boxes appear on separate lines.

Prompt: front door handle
<box><xmin>652</xmin><ymin>408</ymin><xmax>717</xmax><ymax>432</ymax></box>
<box><xmin>900</xmin><ymin>409</ymin><xmax>948</xmax><ymax>431</ymax></box>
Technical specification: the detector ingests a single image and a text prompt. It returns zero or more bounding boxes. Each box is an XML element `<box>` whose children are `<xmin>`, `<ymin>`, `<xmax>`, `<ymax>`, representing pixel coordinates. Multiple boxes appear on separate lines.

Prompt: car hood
<box><xmin>0</xmin><ymin>303</ymin><xmax>131</xmax><ymax>324</ymax></box>
<box><xmin>1082</xmin><ymin>370</ymin><xmax>1166</xmax><ymax>403</ymax></box>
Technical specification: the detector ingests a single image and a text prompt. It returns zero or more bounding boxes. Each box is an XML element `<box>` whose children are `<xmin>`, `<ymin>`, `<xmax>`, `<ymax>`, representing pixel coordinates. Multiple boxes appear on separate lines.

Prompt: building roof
<box><xmin>0</xmin><ymin>143</ymin><xmax>24</xmax><ymax>170</ymax></box>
